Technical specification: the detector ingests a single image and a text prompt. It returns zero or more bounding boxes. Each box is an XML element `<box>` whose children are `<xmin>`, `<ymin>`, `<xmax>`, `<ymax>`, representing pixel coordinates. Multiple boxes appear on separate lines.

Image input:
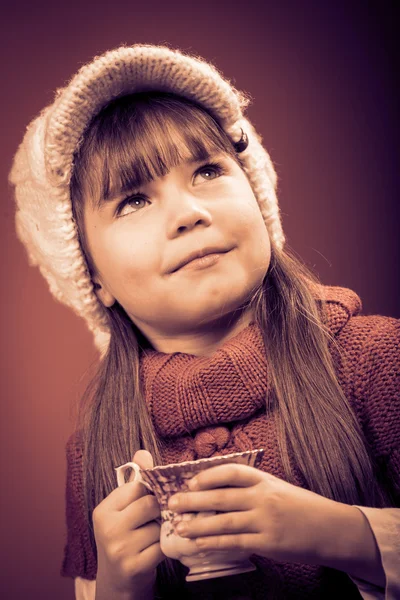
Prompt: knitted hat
<box><xmin>9</xmin><ymin>44</ymin><xmax>284</xmax><ymax>356</ymax></box>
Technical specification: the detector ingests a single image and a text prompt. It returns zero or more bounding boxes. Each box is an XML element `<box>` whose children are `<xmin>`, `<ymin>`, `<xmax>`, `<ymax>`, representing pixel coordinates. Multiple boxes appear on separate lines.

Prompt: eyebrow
<box><xmin>94</xmin><ymin>151</ymin><xmax>222</xmax><ymax>211</ymax></box>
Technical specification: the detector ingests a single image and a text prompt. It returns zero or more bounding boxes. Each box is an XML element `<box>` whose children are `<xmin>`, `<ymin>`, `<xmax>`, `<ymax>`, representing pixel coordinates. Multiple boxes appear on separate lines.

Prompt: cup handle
<box><xmin>115</xmin><ymin>461</ymin><xmax>154</xmax><ymax>493</ymax></box>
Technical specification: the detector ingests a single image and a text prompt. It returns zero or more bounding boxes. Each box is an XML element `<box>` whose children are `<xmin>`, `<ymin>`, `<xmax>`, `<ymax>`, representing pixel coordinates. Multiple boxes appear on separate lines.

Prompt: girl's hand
<box><xmin>167</xmin><ymin>463</ymin><xmax>357</xmax><ymax>566</ymax></box>
<box><xmin>93</xmin><ymin>450</ymin><xmax>165</xmax><ymax>599</ymax></box>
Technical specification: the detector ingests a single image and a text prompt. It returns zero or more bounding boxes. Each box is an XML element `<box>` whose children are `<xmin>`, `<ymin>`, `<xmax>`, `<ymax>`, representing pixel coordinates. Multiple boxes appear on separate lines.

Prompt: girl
<box><xmin>10</xmin><ymin>45</ymin><xmax>399</xmax><ymax>600</ymax></box>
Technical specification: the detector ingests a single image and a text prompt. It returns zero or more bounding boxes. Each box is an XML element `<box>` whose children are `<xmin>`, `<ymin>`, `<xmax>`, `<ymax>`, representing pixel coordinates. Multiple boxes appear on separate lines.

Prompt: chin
<box><xmin>182</xmin><ymin>292</ymin><xmax>254</xmax><ymax>327</ymax></box>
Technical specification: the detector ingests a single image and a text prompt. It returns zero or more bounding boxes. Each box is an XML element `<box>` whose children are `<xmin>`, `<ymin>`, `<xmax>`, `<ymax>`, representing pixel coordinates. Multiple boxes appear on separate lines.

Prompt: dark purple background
<box><xmin>1</xmin><ymin>1</ymin><xmax>398</xmax><ymax>598</ymax></box>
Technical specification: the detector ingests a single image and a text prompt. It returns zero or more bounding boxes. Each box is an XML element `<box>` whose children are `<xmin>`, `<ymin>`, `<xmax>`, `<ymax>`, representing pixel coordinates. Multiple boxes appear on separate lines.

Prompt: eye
<box><xmin>195</xmin><ymin>161</ymin><xmax>225</xmax><ymax>182</ymax></box>
<box><xmin>116</xmin><ymin>195</ymin><xmax>149</xmax><ymax>218</ymax></box>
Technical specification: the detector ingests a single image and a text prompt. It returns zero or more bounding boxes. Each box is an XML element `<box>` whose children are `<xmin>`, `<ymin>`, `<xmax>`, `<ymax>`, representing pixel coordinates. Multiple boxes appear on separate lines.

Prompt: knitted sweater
<box><xmin>61</xmin><ymin>286</ymin><xmax>400</xmax><ymax>599</ymax></box>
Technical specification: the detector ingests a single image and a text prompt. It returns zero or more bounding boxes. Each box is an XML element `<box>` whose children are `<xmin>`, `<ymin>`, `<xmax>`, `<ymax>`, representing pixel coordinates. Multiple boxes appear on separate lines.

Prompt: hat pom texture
<box><xmin>9</xmin><ymin>45</ymin><xmax>283</xmax><ymax>356</ymax></box>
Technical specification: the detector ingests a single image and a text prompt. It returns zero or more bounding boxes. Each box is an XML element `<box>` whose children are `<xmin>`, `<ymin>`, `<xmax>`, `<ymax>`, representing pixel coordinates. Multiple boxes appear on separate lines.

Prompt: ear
<box><xmin>92</xmin><ymin>277</ymin><xmax>115</xmax><ymax>308</ymax></box>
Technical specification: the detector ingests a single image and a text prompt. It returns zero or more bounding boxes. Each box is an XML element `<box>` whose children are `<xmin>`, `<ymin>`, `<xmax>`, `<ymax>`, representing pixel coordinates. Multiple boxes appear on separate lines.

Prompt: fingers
<box><xmin>93</xmin><ymin>498</ymin><xmax>161</xmax><ymax>558</ymax></box>
<box><xmin>175</xmin><ymin>510</ymin><xmax>259</xmax><ymax>539</ymax></box>
<box><xmin>137</xmin><ymin>540</ymin><xmax>165</xmax><ymax>570</ymax></box>
<box><xmin>189</xmin><ymin>463</ymin><xmax>264</xmax><ymax>491</ymax></box>
<box><xmin>103</xmin><ymin>480</ymin><xmax>150</xmax><ymax>512</ymax></box>
<box><xmin>168</xmin><ymin>486</ymin><xmax>254</xmax><ymax>513</ymax></box>
<box><xmin>127</xmin><ymin>520</ymin><xmax>161</xmax><ymax>553</ymax></box>
<box><xmin>100</xmin><ymin>526</ymin><xmax>163</xmax><ymax>579</ymax></box>
<box><xmin>195</xmin><ymin>532</ymin><xmax>263</xmax><ymax>554</ymax></box>
<box><xmin>124</xmin><ymin>493</ymin><xmax>161</xmax><ymax>530</ymax></box>
<box><xmin>133</xmin><ymin>450</ymin><xmax>154</xmax><ymax>470</ymax></box>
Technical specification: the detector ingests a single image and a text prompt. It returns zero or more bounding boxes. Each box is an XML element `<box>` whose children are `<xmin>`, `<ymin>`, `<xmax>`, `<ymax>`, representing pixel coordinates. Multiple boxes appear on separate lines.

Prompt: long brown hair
<box><xmin>70</xmin><ymin>92</ymin><xmax>389</xmax><ymax>588</ymax></box>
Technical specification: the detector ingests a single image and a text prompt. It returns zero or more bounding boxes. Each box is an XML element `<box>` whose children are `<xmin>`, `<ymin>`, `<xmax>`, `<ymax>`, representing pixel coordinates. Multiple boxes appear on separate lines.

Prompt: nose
<box><xmin>166</xmin><ymin>191</ymin><xmax>212</xmax><ymax>238</ymax></box>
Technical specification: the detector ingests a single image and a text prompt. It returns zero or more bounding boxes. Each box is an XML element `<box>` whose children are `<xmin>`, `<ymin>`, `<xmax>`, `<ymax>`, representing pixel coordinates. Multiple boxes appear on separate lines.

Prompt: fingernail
<box><xmin>176</xmin><ymin>522</ymin><xmax>187</xmax><ymax>535</ymax></box>
<box><xmin>188</xmin><ymin>477</ymin><xmax>199</xmax><ymax>490</ymax></box>
<box><xmin>169</xmin><ymin>496</ymin><xmax>179</xmax><ymax>509</ymax></box>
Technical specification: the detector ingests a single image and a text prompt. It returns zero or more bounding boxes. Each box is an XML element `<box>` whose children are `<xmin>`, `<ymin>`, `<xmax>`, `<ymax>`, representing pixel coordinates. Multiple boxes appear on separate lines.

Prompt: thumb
<box><xmin>133</xmin><ymin>449</ymin><xmax>154</xmax><ymax>470</ymax></box>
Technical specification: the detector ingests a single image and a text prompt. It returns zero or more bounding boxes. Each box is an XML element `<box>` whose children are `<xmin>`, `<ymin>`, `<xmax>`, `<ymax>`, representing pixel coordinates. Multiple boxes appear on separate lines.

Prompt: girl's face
<box><xmin>84</xmin><ymin>151</ymin><xmax>271</xmax><ymax>348</ymax></box>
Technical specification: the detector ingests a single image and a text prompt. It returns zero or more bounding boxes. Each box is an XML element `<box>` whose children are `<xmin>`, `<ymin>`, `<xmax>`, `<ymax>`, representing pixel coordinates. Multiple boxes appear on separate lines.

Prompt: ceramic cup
<box><xmin>115</xmin><ymin>448</ymin><xmax>264</xmax><ymax>582</ymax></box>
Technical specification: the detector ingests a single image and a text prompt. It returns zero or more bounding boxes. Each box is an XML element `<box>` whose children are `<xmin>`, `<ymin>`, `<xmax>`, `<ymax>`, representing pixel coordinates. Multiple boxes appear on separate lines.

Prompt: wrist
<box><xmin>316</xmin><ymin>501</ymin><xmax>385</xmax><ymax>589</ymax></box>
<box><xmin>95</xmin><ymin>570</ymin><xmax>155</xmax><ymax>600</ymax></box>
<box><xmin>95</xmin><ymin>583</ymin><xmax>154</xmax><ymax>600</ymax></box>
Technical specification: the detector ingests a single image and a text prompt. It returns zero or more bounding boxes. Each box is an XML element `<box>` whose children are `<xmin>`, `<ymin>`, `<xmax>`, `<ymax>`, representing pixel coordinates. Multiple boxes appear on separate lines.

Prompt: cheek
<box><xmin>237</xmin><ymin>201</ymin><xmax>271</xmax><ymax>272</ymax></box>
<box><xmin>90</xmin><ymin>226</ymin><xmax>156</xmax><ymax>283</ymax></box>
<box><xmin>232</xmin><ymin>193</ymin><xmax>269</xmax><ymax>244</ymax></box>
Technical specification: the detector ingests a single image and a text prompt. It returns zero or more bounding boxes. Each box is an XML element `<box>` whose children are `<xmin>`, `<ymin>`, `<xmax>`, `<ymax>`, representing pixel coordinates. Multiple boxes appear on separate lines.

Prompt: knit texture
<box><xmin>61</xmin><ymin>286</ymin><xmax>400</xmax><ymax>598</ymax></box>
<box><xmin>9</xmin><ymin>44</ymin><xmax>282</xmax><ymax>356</ymax></box>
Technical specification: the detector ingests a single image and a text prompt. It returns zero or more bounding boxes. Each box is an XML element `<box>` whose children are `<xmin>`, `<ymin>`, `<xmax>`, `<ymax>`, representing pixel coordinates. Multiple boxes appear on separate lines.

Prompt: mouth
<box><xmin>169</xmin><ymin>247</ymin><xmax>233</xmax><ymax>274</ymax></box>
<box><xmin>176</xmin><ymin>251</ymin><xmax>230</xmax><ymax>273</ymax></box>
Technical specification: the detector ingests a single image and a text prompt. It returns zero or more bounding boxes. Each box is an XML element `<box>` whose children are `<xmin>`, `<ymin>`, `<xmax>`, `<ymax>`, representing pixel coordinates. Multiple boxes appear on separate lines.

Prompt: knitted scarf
<box><xmin>140</xmin><ymin>321</ymin><xmax>271</xmax><ymax>463</ymax></box>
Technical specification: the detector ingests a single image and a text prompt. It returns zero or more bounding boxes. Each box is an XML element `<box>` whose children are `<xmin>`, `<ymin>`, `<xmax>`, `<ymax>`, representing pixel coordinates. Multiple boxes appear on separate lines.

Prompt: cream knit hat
<box><xmin>9</xmin><ymin>44</ymin><xmax>284</xmax><ymax>356</ymax></box>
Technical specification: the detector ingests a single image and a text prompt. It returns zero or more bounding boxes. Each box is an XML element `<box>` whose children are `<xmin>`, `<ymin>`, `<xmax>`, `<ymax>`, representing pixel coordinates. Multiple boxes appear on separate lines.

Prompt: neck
<box><xmin>139</xmin><ymin>306</ymin><xmax>255</xmax><ymax>356</ymax></box>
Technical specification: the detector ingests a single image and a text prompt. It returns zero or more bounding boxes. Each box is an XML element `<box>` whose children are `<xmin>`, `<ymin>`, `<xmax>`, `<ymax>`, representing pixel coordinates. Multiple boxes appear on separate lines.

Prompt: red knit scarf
<box><xmin>139</xmin><ymin>322</ymin><xmax>271</xmax><ymax>462</ymax></box>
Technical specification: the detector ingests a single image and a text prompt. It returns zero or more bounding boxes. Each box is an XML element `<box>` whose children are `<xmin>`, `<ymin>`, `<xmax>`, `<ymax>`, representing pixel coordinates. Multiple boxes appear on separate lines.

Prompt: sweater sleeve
<box><xmin>357</xmin><ymin>316</ymin><xmax>400</xmax><ymax>504</ymax></box>
<box><xmin>60</xmin><ymin>431</ymin><xmax>98</xmax><ymax>580</ymax></box>
<box><xmin>341</xmin><ymin>314</ymin><xmax>400</xmax><ymax>506</ymax></box>
<box><xmin>351</xmin><ymin>507</ymin><xmax>400</xmax><ymax>600</ymax></box>
<box><xmin>341</xmin><ymin>315</ymin><xmax>400</xmax><ymax>599</ymax></box>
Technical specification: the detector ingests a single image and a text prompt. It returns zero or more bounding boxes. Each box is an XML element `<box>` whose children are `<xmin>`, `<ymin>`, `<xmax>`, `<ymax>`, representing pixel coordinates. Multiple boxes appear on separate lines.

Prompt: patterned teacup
<box><xmin>115</xmin><ymin>448</ymin><xmax>264</xmax><ymax>582</ymax></box>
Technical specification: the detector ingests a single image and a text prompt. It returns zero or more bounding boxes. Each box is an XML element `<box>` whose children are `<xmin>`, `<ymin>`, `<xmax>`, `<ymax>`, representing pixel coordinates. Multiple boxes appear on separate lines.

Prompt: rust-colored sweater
<box><xmin>61</xmin><ymin>286</ymin><xmax>400</xmax><ymax>599</ymax></box>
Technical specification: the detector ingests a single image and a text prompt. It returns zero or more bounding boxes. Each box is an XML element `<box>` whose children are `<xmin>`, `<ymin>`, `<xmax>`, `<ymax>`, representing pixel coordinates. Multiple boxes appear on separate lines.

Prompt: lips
<box><xmin>169</xmin><ymin>246</ymin><xmax>232</xmax><ymax>273</ymax></box>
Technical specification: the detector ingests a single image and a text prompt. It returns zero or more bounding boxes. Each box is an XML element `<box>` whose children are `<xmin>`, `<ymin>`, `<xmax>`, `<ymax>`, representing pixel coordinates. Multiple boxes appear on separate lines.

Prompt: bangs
<box><xmin>76</xmin><ymin>92</ymin><xmax>240</xmax><ymax>208</ymax></box>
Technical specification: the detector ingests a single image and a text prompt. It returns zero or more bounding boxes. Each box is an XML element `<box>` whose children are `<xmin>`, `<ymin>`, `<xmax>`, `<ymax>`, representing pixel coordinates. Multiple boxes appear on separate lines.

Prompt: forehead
<box><xmin>91</xmin><ymin>144</ymin><xmax>235</xmax><ymax>210</ymax></box>
<box><xmin>73</xmin><ymin>93</ymin><xmax>239</xmax><ymax>211</ymax></box>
